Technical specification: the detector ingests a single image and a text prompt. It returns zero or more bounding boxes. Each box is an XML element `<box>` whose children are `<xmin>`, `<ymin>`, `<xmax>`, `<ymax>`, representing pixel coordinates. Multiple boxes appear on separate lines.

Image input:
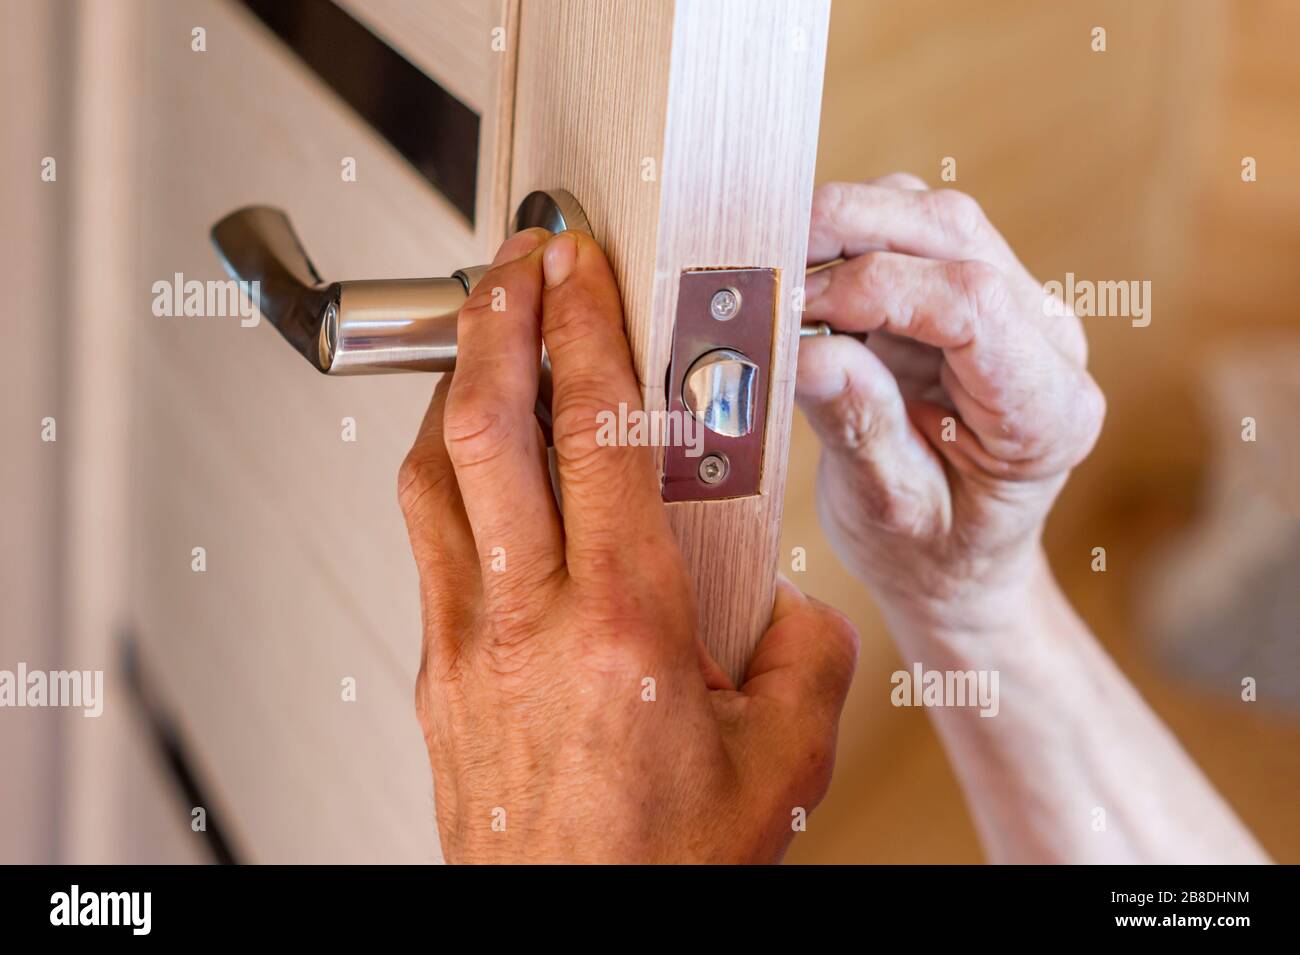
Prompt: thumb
<box><xmin>742</xmin><ymin>576</ymin><xmax>859</xmax><ymax>715</ymax></box>
<box><xmin>796</xmin><ymin>334</ymin><xmax>949</xmax><ymax>537</ymax></box>
<box><xmin>726</xmin><ymin>578</ymin><xmax>858</xmax><ymax>807</ymax></box>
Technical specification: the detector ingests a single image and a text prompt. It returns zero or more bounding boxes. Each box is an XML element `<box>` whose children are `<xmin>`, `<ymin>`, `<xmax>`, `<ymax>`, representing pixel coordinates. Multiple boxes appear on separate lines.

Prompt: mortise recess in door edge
<box><xmin>662</xmin><ymin>267</ymin><xmax>779</xmax><ymax>503</ymax></box>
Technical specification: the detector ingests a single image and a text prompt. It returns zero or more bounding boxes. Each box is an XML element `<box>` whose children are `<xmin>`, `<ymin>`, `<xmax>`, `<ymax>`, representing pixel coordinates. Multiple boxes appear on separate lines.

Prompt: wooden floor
<box><xmin>785</xmin><ymin>0</ymin><xmax>1300</xmax><ymax>863</ymax></box>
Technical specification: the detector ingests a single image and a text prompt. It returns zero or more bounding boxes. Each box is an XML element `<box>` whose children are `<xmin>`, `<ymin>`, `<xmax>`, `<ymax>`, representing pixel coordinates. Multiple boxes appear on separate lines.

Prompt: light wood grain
<box><xmin>335</xmin><ymin>0</ymin><xmax>518</xmax><ymax>242</ymax></box>
<box><xmin>0</xmin><ymin>0</ymin><xmax>69</xmax><ymax>863</ymax></box>
<box><xmin>60</xmin><ymin>0</ymin><xmax>142</xmax><ymax>864</ymax></box>
<box><xmin>336</xmin><ymin>0</ymin><xmax>503</xmax><ymax>114</ymax></box>
<box><xmin>117</xmin><ymin>0</ymin><xmax>523</xmax><ymax>862</ymax></box>
<box><xmin>54</xmin><ymin>0</ymin><xmax>826</xmax><ymax>862</ymax></box>
<box><xmin>512</xmin><ymin>0</ymin><xmax>829</xmax><ymax>682</ymax></box>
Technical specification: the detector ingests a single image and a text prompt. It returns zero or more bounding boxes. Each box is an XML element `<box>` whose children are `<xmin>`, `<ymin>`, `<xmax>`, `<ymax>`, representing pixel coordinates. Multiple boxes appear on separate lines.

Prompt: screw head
<box><xmin>698</xmin><ymin>452</ymin><xmax>729</xmax><ymax>485</ymax></box>
<box><xmin>709</xmin><ymin>287</ymin><xmax>741</xmax><ymax>321</ymax></box>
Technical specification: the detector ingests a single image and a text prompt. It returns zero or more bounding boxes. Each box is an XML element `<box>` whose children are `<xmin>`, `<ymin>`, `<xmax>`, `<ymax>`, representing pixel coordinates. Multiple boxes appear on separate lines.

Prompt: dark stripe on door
<box><xmin>121</xmin><ymin>635</ymin><xmax>245</xmax><ymax>865</ymax></box>
<box><xmin>236</xmin><ymin>0</ymin><xmax>480</xmax><ymax>223</ymax></box>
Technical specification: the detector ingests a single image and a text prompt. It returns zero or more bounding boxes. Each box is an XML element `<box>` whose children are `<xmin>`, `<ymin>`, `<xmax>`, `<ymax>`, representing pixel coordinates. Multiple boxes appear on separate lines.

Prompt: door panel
<box><xmin>127</xmin><ymin>0</ymin><xmax>515</xmax><ymax>861</ymax></box>
<box><xmin>122</xmin><ymin>0</ymin><xmax>828</xmax><ymax>861</ymax></box>
<box><xmin>336</xmin><ymin>0</ymin><xmax>511</xmax><ymax>116</ymax></box>
<box><xmin>513</xmin><ymin>0</ymin><xmax>830</xmax><ymax>680</ymax></box>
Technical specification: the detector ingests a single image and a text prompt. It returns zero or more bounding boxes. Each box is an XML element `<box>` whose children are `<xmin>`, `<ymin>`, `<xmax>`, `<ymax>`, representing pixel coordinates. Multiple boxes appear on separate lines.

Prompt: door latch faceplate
<box><xmin>662</xmin><ymin>268</ymin><xmax>777</xmax><ymax>502</ymax></box>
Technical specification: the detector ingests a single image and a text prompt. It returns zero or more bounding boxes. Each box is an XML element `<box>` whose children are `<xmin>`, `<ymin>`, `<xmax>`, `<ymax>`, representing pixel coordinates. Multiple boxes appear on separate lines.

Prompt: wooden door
<box><xmin>68</xmin><ymin>0</ymin><xmax>828</xmax><ymax>863</ymax></box>
<box><xmin>512</xmin><ymin>0</ymin><xmax>829</xmax><ymax>680</ymax></box>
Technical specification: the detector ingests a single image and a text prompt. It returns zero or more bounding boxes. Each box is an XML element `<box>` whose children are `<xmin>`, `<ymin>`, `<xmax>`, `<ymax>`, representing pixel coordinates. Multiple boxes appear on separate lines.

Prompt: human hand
<box><xmin>796</xmin><ymin>175</ymin><xmax>1106</xmax><ymax>635</ymax></box>
<box><xmin>398</xmin><ymin>227</ymin><xmax>858</xmax><ymax>863</ymax></box>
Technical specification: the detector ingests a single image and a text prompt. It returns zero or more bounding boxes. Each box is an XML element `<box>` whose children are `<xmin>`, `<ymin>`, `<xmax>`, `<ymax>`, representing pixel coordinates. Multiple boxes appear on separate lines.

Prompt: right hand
<box><xmin>795</xmin><ymin>176</ymin><xmax>1106</xmax><ymax>632</ymax></box>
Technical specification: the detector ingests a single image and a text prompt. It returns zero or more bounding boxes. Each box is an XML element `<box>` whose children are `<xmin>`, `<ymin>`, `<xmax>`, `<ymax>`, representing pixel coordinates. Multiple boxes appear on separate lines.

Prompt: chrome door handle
<box><xmin>209</xmin><ymin>189</ymin><xmax>591</xmax><ymax>377</ymax></box>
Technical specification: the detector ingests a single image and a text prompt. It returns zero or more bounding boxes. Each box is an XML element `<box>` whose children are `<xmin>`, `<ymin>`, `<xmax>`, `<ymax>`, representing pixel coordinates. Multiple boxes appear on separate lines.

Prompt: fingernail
<box><xmin>543</xmin><ymin>232</ymin><xmax>577</xmax><ymax>288</ymax></box>
<box><xmin>803</xmin><ymin>268</ymin><xmax>831</xmax><ymax>301</ymax></box>
<box><xmin>490</xmin><ymin>228</ymin><xmax>546</xmax><ymax>267</ymax></box>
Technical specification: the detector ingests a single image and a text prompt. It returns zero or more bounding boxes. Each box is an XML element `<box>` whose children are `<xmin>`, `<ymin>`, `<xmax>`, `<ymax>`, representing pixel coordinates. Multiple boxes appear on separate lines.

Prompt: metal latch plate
<box><xmin>662</xmin><ymin>268</ymin><xmax>777</xmax><ymax>502</ymax></box>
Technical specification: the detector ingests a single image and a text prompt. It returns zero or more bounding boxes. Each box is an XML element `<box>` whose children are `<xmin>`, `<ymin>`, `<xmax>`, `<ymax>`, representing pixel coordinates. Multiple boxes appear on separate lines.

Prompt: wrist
<box><xmin>876</xmin><ymin>544</ymin><xmax>1069</xmax><ymax>662</ymax></box>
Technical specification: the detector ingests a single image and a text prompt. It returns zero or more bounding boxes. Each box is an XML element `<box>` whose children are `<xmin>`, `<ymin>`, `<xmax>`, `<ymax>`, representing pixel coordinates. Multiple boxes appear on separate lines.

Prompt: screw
<box><xmin>698</xmin><ymin>453</ymin><xmax>729</xmax><ymax>485</ymax></box>
<box><xmin>709</xmin><ymin>288</ymin><xmax>741</xmax><ymax>321</ymax></box>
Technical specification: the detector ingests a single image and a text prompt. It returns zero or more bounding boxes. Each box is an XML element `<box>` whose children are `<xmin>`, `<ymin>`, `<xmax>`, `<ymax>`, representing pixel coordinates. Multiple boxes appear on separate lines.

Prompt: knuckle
<box><xmin>630</xmin><ymin>549</ymin><xmax>694</xmax><ymax>622</ymax></box>
<box><xmin>478</xmin><ymin>628</ymin><xmax>546</xmax><ymax>689</ymax></box>
<box><xmin>414</xmin><ymin>645</ymin><xmax>467</xmax><ymax>744</ymax></box>
<box><xmin>460</xmin><ymin>270</ymin><xmax>518</xmax><ymax>317</ymax></box>
<box><xmin>569</xmin><ymin>534</ymin><xmax>621</xmax><ymax>575</ymax></box>
<box><xmin>824</xmin><ymin>605</ymin><xmax>861</xmax><ymax>658</ymax></box>
<box><xmin>850</xmin><ymin>252</ymin><xmax>896</xmax><ymax>301</ymax></box>
<box><xmin>890</xmin><ymin>171</ymin><xmax>929</xmax><ymax>190</ymax></box>
<box><xmin>810</xmin><ymin>181</ymin><xmax>850</xmax><ymax>229</ymax></box>
<box><xmin>544</xmin><ymin>288</ymin><xmax>608</xmax><ymax>352</ymax></box>
<box><xmin>459</xmin><ymin>295</ymin><xmax>503</xmax><ymax>321</ymax></box>
<box><xmin>573</xmin><ymin>559</ymin><xmax>676</xmax><ymax>630</ymax></box>
<box><xmin>414</xmin><ymin>662</ymin><xmax>437</xmax><ymax>734</ymax></box>
<box><xmin>995</xmin><ymin>407</ymin><xmax>1048</xmax><ymax>460</ymax></box>
<box><xmin>928</xmin><ymin>189</ymin><xmax>988</xmax><ymax>245</ymax></box>
<box><xmin>442</xmin><ymin>390</ymin><xmax>517</xmax><ymax>470</ymax></box>
<box><xmin>414</xmin><ymin>667</ymin><xmax>429</xmax><ymax>720</ymax></box>
<box><xmin>1060</xmin><ymin>314</ymin><xmax>1090</xmax><ymax>365</ymax></box>
<box><xmin>949</xmin><ymin>258</ymin><xmax>1008</xmax><ymax>326</ymax></box>
<box><xmin>584</xmin><ymin>629</ymin><xmax>658</xmax><ymax>682</ymax></box>
<box><xmin>566</xmin><ymin>536</ymin><xmax>638</xmax><ymax>588</ymax></box>
<box><xmin>995</xmin><ymin>405</ymin><xmax>1034</xmax><ymax>448</ymax></box>
<box><xmin>825</xmin><ymin>386</ymin><xmax>888</xmax><ymax>453</ymax></box>
<box><xmin>799</xmin><ymin>741</ymin><xmax>838</xmax><ymax>808</ymax></box>
<box><xmin>814</xmin><ymin>605</ymin><xmax>862</xmax><ymax>679</ymax></box>
<box><xmin>551</xmin><ymin>387</ymin><xmax>622</xmax><ymax>471</ymax></box>
<box><xmin>1009</xmin><ymin>372</ymin><xmax>1107</xmax><ymax>471</ymax></box>
<box><xmin>484</xmin><ymin>565</ymin><xmax>561</xmax><ymax>626</ymax></box>
<box><xmin>397</xmin><ymin>451</ymin><xmax>455</xmax><ymax>518</ymax></box>
<box><xmin>1072</xmin><ymin>374</ymin><xmax>1107</xmax><ymax>461</ymax></box>
<box><xmin>857</xmin><ymin>482</ymin><xmax>931</xmax><ymax>537</ymax></box>
<box><xmin>481</xmin><ymin>616</ymin><xmax>531</xmax><ymax>659</ymax></box>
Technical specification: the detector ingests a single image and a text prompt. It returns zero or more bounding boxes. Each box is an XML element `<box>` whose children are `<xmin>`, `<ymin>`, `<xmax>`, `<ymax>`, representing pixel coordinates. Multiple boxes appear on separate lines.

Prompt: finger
<box><xmin>864</xmin><ymin>330</ymin><xmax>945</xmax><ymax>402</ymax></box>
<box><xmin>398</xmin><ymin>375</ymin><xmax>481</xmax><ymax>644</ymax></box>
<box><xmin>730</xmin><ymin>579</ymin><xmax>858</xmax><ymax>801</ymax></box>
<box><xmin>795</xmin><ymin>334</ymin><xmax>950</xmax><ymax>536</ymax></box>
<box><xmin>808</xmin><ymin>181</ymin><xmax>1023</xmax><ymax>274</ymax></box>
<box><xmin>741</xmin><ymin>578</ymin><xmax>858</xmax><ymax>710</ymax></box>
<box><xmin>904</xmin><ymin>397</ymin><xmax>1039</xmax><ymax>490</ymax></box>
<box><xmin>539</xmin><ymin>231</ymin><xmax>672</xmax><ymax>581</ymax></box>
<box><xmin>807</xmin><ymin>180</ymin><xmax>1089</xmax><ymax>366</ymax></box>
<box><xmin>867</xmin><ymin>171</ymin><xmax>928</xmax><ymax>191</ymax></box>
<box><xmin>804</xmin><ymin>251</ymin><xmax>1105</xmax><ymax>474</ymax></box>
<box><xmin>695</xmin><ymin>639</ymin><xmax>735</xmax><ymax>692</ymax></box>
<box><xmin>803</xmin><ymin>251</ymin><xmax>984</xmax><ymax>349</ymax></box>
<box><xmin>938</xmin><ymin>358</ymin><xmax>1106</xmax><ymax>477</ymax></box>
<box><xmin>809</xmin><ymin>252</ymin><xmax>1105</xmax><ymax>473</ymax></box>
<box><xmin>443</xmin><ymin>228</ymin><xmax>565</xmax><ymax>604</ymax></box>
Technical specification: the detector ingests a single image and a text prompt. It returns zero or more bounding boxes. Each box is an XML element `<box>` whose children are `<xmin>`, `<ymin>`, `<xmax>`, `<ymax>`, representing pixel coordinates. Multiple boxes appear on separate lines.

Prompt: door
<box><xmin>70</xmin><ymin>0</ymin><xmax>828</xmax><ymax>863</ymax></box>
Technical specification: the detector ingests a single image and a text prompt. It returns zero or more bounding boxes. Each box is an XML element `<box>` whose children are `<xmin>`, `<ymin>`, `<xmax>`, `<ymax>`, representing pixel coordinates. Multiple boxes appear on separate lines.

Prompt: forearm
<box><xmin>881</xmin><ymin>549</ymin><xmax>1269</xmax><ymax>864</ymax></box>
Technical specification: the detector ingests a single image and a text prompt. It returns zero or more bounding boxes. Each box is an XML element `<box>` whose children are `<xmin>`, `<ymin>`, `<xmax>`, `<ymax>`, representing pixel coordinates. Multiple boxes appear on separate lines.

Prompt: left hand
<box><xmin>796</xmin><ymin>175</ymin><xmax>1106</xmax><ymax>635</ymax></box>
<box><xmin>398</xmin><ymin>227</ymin><xmax>858</xmax><ymax>863</ymax></box>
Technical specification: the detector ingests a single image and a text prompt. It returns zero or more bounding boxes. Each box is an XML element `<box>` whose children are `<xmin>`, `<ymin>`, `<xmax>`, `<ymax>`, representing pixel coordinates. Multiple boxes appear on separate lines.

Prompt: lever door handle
<box><xmin>209</xmin><ymin>189</ymin><xmax>591</xmax><ymax>377</ymax></box>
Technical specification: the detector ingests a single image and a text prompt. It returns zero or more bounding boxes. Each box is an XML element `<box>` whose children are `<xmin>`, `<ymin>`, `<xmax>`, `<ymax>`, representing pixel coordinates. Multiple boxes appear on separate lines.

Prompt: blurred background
<box><xmin>2</xmin><ymin>0</ymin><xmax>1296</xmax><ymax>863</ymax></box>
<box><xmin>786</xmin><ymin>0</ymin><xmax>1300</xmax><ymax>862</ymax></box>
